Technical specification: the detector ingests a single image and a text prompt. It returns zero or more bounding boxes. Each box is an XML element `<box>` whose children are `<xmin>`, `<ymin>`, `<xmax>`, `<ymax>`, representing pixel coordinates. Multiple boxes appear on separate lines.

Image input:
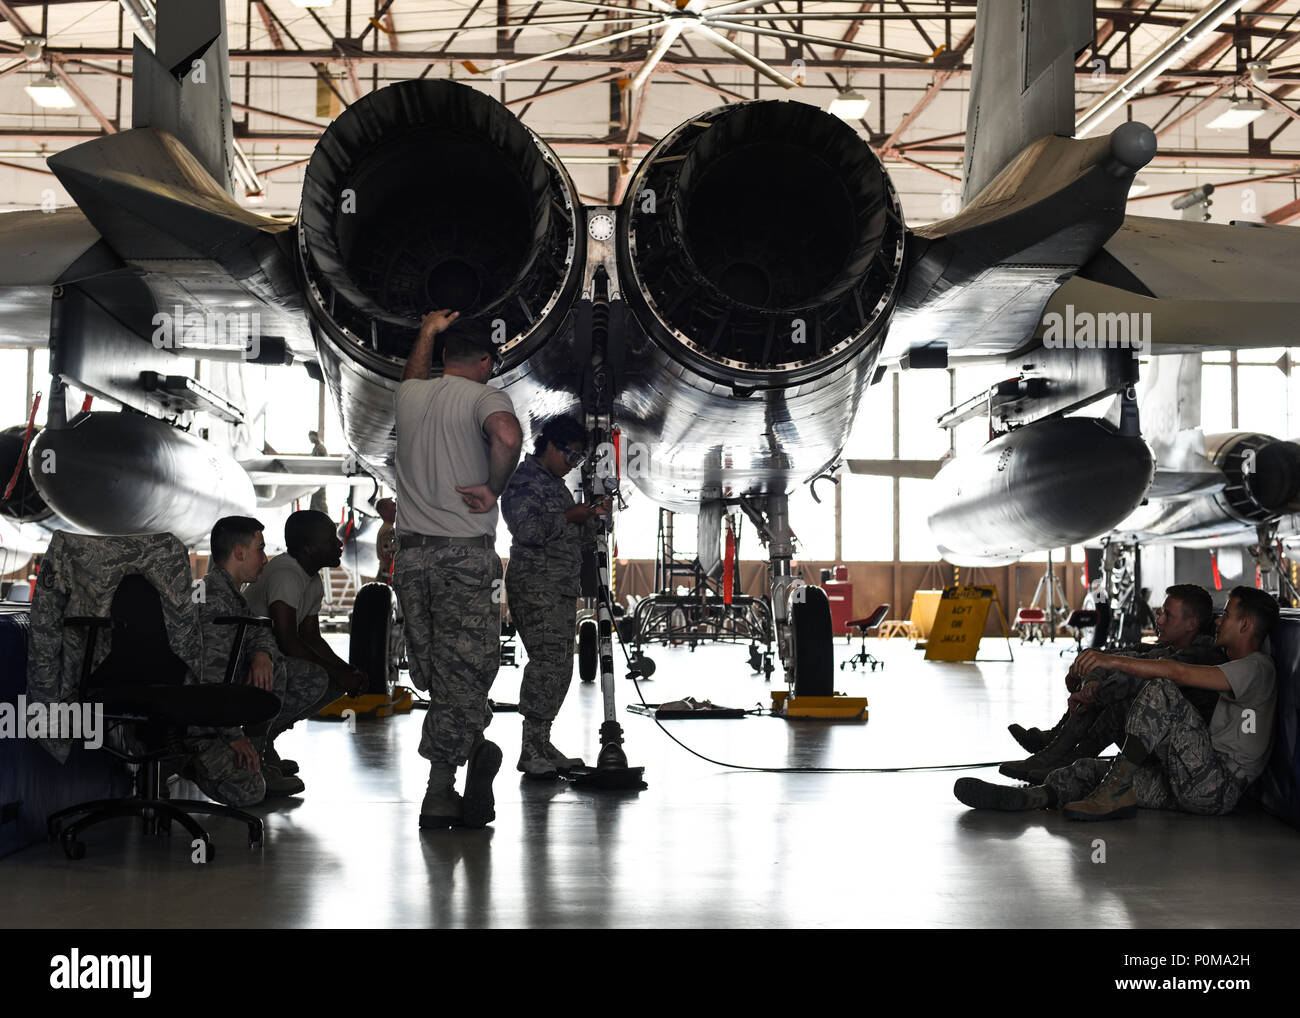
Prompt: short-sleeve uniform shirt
<box><xmin>245</xmin><ymin>554</ymin><xmax>324</xmax><ymax>629</ymax></box>
<box><xmin>394</xmin><ymin>374</ymin><xmax>515</xmax><ymax>538</ymax></box>
<box><xmin>1209</xmin><ymin>650</ymin><xmax>1276</xmax><ymax>782</ymax></box>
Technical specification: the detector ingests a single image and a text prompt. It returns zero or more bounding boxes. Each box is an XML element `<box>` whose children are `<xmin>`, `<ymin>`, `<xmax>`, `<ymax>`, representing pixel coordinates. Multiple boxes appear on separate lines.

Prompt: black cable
<box><xmin>598</xmin><ymin>580</ymin><xmax>1007</xmax><ymax>774</ymax></box>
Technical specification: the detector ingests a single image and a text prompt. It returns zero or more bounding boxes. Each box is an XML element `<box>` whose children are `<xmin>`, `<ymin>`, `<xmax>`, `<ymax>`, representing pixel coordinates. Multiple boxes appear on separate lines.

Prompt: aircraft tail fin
<box><xmin>961</xmin><ymin>0</ymin><xmax>1094</xmax><ymax>205</ymax></box>
<box><xmin>131</xmin><ymin>0</ymin><xmax>235</xmax><ymax>194</ymax></box>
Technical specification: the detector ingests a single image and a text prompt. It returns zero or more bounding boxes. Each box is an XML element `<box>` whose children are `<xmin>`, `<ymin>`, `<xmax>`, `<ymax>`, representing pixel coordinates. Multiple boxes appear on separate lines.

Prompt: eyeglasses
<box><xmin>561</xmin><ymin>445</ymin><xmax>586</xmax><ymax>468</ymax></box>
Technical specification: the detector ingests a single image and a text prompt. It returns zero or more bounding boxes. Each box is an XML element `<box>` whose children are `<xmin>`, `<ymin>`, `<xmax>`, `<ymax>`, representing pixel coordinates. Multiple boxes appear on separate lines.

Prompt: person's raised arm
<box><xmin>402</xmin><ymin>309</ymin><xmax>459</xmax><ymax>382</ymax></box>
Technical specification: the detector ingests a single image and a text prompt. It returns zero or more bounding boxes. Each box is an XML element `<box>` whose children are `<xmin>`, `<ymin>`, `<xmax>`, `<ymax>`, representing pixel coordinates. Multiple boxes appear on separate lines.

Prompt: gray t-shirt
<box><xmin>395</xmin><ymin>374</ymin><xmax>515</xmax><ymax>539</ymax></box>
<box><xmin>1209</xmin><ymin>650</ymin><xmax>1276</xmax><ymax>782</ymax></box>
<box><xmin>245</xmin><ymin>554</ymin><xmax>324</xmax><ymax>629</ymax></box>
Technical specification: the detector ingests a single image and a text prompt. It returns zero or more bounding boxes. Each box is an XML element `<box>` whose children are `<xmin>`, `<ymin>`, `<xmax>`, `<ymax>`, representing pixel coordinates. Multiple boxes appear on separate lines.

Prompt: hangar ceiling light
<box><xmin>1207</xmin><ymin>97</ymin><xmax>1266</xmax><ymax>131</ymax></box>
<box><xmin>828</xmin><ymin>88</ymin><xmax>870</xmax><ymax>121</ymax></box>
<box><xmin>24</xmin><ymin>72</ymin><xmax>74</xmax><ymax>109</ymax></box>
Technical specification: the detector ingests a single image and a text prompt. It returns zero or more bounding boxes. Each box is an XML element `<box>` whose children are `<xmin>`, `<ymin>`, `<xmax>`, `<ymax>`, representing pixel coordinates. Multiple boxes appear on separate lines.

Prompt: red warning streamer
<box><xmin>1209</xmin><ymin>549</ymin><xmax>1222</xmax><ymax>591</ymax></box>
<box><xmin>722</xmin><ymin>518</ymin><xmax>735</xmax><ymax>605</ymax></box>
<box><xmin>3</xmin><ymin>391</ymin><xmax>41</xmax><ymax>502</ymax></box>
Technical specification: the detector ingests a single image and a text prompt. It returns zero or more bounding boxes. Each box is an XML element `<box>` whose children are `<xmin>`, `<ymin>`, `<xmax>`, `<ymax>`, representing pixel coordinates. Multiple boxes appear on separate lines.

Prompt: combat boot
<box><xmin>1063</xmin><ymin>756</ymin><xmax>1138</xmax><ymax>821</ymax></box>
<box><xmin>462</xmin><ymin>737</ymin><xmax>502</xmax><ymax>828</ymax></box>
<box><xmin>954</xmin><ymin>778</ymin><xmax>1053</xmax><ymax>811</ymax></box>
<box><xmin>540</xmin><ymin>719</ymin><xmax>584</xmax><ymax>773</ymax></box>
<box><xmin>263</xmin><ymin>744</ymin><xmax>300</xmax><ymax>777</ymax></box>
<box><xmin>1007</xmin><ymin>709</ymin><xmax>1069</xmax><ymax>753</ymax></box>
<box><xmin>999</xmin><ymin>710</ymin><xmax>1097</xmax><ymax>783</ymax></box>
<box><xmin>419</xmin><ymin>763</ymin><xmax>463</xmax><ymax>829</ymax></box>
<box><xmin>261</xmin><ymin>763</ymin><xmax>305</xmax><ymax>799</ymax></box>
<box><xmin>517</xmin><ymin>718</ymin><xmax>558</xmax><ymax>779</ymax></box>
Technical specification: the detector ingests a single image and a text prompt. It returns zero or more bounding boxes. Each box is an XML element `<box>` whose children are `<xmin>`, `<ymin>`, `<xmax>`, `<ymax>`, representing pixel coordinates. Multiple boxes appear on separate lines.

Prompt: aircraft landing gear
<box><xmin>739</xmin><ymin>492</ymin><xmax>835</xmax><ymax>696</ymax></box>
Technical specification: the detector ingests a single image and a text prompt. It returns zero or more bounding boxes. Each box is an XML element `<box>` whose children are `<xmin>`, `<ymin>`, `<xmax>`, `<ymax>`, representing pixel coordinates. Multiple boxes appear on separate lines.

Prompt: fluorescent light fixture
<box><xmin>828</xmin><ymin>88</ymin><xmax>869</xmax><ymax>121</ymax></box>
<box><xmin>1128</xmin><ymin>176</ymin><xmax>1150</xmax><ymax>196</ymax></box>
<box><xmin>1207</xmin><ymin>97</ymin><xmax>1265</xmax><ymax>130</ymax></box>
<box><xmin>24</xmin><ymin>73</ymin><xmax>74</xmax><ymax>109</ymax></box>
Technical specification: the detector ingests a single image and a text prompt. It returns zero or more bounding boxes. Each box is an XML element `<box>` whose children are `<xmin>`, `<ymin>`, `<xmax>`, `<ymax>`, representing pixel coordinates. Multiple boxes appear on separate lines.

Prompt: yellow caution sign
<box><xmin>924</xmin><ymin>586</ymin><xmax>1008</xmax><ymax>662</ymax></box>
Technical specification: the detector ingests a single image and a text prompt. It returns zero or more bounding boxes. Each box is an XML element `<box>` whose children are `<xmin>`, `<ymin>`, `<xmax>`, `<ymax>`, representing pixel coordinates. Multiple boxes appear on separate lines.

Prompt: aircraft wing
<box><xmin>239</xmin><ymin>454</ymin><xmax>375</xmax><ymax>490</ymax></box>
<box><xmin>1044</xmin><ymin>216</ymin><xmax>1300</xmax><ymax>353</ymax></box>
<box><xmin>0</xmin><ymin>208</ymin><xmax>101</xmax><ymax>348</ymax></box>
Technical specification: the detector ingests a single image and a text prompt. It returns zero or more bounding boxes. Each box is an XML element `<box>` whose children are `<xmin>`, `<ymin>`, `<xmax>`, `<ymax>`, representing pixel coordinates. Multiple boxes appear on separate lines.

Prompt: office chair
<box><xmin>46</xmin><ymin>572</ymin><xmax>280</xmax><ymax>861</ymax></box>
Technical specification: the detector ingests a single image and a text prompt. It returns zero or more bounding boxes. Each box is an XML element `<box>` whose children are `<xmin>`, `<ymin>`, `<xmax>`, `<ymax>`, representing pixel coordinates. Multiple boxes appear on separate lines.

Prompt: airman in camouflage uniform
<box><xmin>1000</xmin><ymin>585</ymin><xmax>1224</xmax><ymax>784</ymax></box>
<box><xmin>501</xmin><ymin>415</ymin><xmax>605</xmax><ymax>777</ymax></box>
<box><xmin>187</xmin><ymin>562</ymin><xmax>274</xmax><ymax>806</ymax></box>
<box><xmin>956</xmin><ymin>585</ymin><xmax>1279</xmax><ymax>820</ymax></box>
<box><xmin>1042</xmin><ymin>677</ymin><xmax>1251</xmax><ymax>814</ymax></box>
<box><xmin>393</xmin><ymin>310</ymin><xmax>523</xmax><ymax>830</ymax></box>
<box><xmin>190</xmin><ymin>535</ymin><xmax>315</xmax><ymax>803</ymax></box>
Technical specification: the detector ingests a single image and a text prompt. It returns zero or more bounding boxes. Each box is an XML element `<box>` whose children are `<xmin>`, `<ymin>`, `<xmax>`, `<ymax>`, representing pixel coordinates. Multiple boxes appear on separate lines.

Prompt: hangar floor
<box><xmin>2</xmin><ymin>635</ymin><xmax>1297</xmax><ymax>929</ymax></box>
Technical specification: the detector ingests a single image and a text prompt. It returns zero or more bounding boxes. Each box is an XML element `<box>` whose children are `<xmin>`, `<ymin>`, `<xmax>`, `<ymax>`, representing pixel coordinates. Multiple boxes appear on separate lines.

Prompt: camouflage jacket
<box><xmin>27</xmin><ymin>531</ymin><xmax>202</xmax><ymax>763</ymax></box>
<box><xmin>1092</xmin><ymin>634</ymin><xmax>1226</xmax><ymax>721</ymax></box>
<box><xmin>501</xmin><ymin>454</ymin><xmax>591</xmax><ymax>596</ymax></box>
<box><xmin>196</xmin><ymin>564</ymin><xmax>279</xmax><ymax>743</ymax></box>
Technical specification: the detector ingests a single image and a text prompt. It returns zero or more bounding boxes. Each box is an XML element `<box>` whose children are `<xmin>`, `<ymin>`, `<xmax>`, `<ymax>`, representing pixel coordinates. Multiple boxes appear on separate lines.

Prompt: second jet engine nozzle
<box><xmin>28</xmin><ymin>413</ymin><xmax>256</xmax><ymax>547</ymax></box>
<box><xmin>927</xmin><ymin>417</ymin><xmax>1156</xmax><ymax>567</ymax></box>
<box><xmin>297</xmin><ymin>79</ymin><xmax>584</xmax><ymax>377</ymax></box>
<box><xmin>619</xmin><ymin>100</ymin><xmax>906</xmax><ymax>388</ymax></box>
<box><xmin>1206</xmin><ymin>431</ymin><xmax>1300</xmax><ymax>523</ymax></box>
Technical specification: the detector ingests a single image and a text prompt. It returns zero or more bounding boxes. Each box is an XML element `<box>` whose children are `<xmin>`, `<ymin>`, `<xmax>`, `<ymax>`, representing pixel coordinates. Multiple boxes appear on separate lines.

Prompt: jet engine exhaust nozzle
<box><xmin>297</xmin><ymin>79</ymin><xmax>583</xmax><ymax>377</ymax></box>
<box><xmin>620</xmin><ymin>100</ymin><xmax>907</xmax><ymax>388</ymax></box>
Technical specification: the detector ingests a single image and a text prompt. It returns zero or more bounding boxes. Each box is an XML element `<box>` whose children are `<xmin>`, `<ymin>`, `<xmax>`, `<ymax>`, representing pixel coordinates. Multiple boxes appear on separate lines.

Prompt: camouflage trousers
<box><xmin>267</xmin><ymin>656</ymin><xmax>331</xmax><ymax>741</ymax></box>
<box><xmin>187</xmin><ymin>654</ymin><xmax>329</xmax><ymax>805</ymax></box>
<box><xmin>393</xmin><ymin>544</ymin><xmax>502</xmax><ymax>768</ymax></box>
<box><xmin>507</xmin><ymin>577</ymin><xmax>578</xmax><ymax>723</ymax></box>
<box><xmin>188</xmin><ymin>735</ymin><xmax>264</xmax><ymax>808</ymax></box>
<box><xmin>1045</xmin><ymin>678</ymin><xmax>1248</xmax><ymax>815</ymax></box>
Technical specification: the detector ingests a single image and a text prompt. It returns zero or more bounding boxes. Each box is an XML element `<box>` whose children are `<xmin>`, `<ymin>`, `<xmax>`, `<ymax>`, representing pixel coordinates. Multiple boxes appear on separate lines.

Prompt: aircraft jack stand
<box><xmin>770</xmin><ymin>689</ymin><xmax>868</xmax><ymax>721</ymax></box>
<box><xmin>569</xmin><ymin>721</ymin><xmax>647</xmax><ymax>790</ymax></box>
<box><xmin>315</xmin><ymin>686</ymin><xmax>415</xmax><ymax>720</ymax></box>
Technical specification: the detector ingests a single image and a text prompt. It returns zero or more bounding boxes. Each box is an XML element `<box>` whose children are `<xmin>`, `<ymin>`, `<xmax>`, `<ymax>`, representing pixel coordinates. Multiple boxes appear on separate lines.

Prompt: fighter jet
<box><xmin>3</xmin><ymin>0</ymin><xmax>1297</xmax><ymax>698</ymax></box>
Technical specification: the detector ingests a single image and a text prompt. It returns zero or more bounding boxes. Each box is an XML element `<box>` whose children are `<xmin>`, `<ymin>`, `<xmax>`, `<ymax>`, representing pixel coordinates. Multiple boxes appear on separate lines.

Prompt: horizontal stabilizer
<box><xmin>46</xmin><ymin>128</ymin><xmax>298</xmax><ymax>306</ymax></box>
<box><xmin>239</xmin><ymin>454</ymin><xmax>373</xmax><ymax>489</ymax></box>
<box><xmin>845</xmin><ymin>458</ymin><xmax>943</xmax><ymax>480</ymax></box>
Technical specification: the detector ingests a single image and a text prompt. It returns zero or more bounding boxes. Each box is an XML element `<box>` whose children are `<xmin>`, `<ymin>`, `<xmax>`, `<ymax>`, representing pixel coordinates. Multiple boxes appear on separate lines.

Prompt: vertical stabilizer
<box><xmin>961</xmin><ymin>0</ymin><xmax>1094</xmax><ymax>205</ymax></box>
<box><xmin>132</xmin><ymin>0</ymin><xmax>234</xmax><ymax>193</ymax></box>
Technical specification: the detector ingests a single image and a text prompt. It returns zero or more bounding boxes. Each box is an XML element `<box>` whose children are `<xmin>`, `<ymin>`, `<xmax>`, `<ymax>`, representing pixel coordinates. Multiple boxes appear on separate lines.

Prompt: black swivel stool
<box><xmin>1061</xmin><ymin>608</ymin><xmax>1099</xmax><ymax>656</ymax></box>
<box><xmin>843</xmin><ymin>603</ymin><xmax>890</xmax><ymax>671</ymax></box>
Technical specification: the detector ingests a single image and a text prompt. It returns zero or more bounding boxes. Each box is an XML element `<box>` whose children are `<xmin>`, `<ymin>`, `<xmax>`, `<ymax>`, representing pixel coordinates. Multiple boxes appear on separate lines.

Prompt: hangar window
<box><xmin>0</xmin><ymin>349</ymin><xmax>48</xmax><ymax>427</ymax></box>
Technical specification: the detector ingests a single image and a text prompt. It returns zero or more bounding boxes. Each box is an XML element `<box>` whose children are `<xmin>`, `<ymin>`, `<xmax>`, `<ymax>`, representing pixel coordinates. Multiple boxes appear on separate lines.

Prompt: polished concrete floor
<box><xmin>2</xmin><ymin>634</ymin><xmax>1298</xmax><ymax>929</ymax></box>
